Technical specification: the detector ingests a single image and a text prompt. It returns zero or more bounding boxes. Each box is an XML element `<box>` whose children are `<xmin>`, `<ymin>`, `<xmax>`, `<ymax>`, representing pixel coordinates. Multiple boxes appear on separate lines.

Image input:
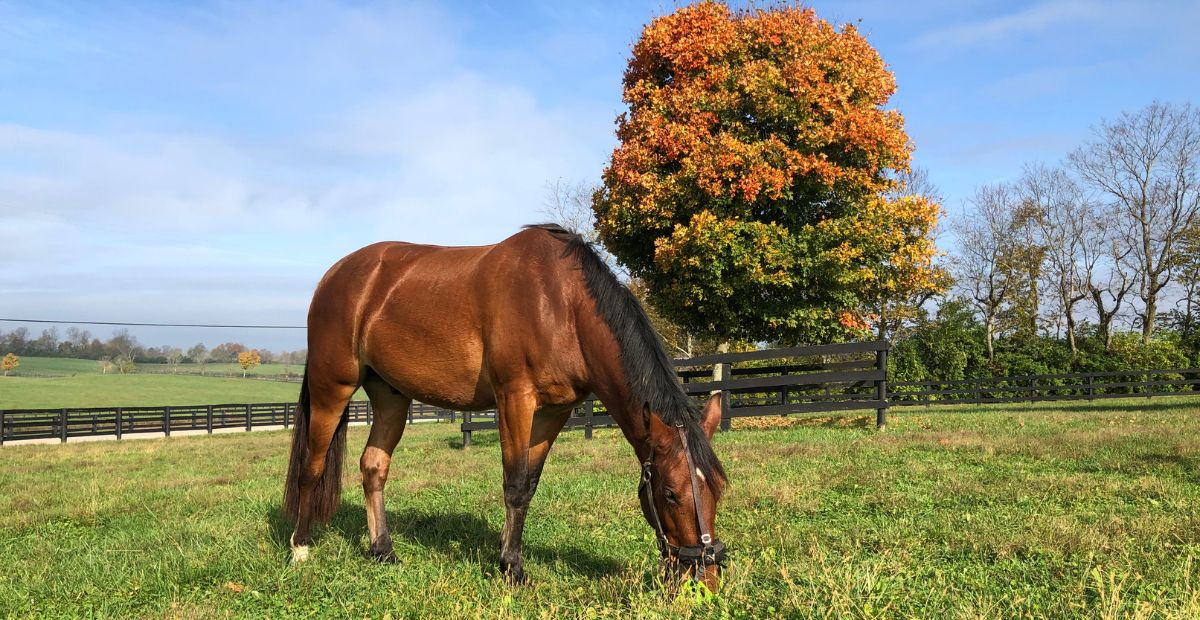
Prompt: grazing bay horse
<box><xmin>283</xmin><ymin>224</ymin><xmax>727</xmax><ymax>588</ymax></box>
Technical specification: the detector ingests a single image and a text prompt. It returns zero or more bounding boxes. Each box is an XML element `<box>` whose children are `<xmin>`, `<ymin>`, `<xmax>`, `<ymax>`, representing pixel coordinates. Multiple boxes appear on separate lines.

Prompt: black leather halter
<box><xmin>638</xmin><ymin>424</ymin><xmax>726</xmax><ymax>572</ymax></box>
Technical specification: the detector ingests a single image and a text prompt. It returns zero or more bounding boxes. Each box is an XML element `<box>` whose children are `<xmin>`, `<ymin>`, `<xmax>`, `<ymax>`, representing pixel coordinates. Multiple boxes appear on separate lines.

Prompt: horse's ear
<box><xmin>700</xmin><ymin>392</ymin><xmax>722</xmax><ymax>439</ymax></box>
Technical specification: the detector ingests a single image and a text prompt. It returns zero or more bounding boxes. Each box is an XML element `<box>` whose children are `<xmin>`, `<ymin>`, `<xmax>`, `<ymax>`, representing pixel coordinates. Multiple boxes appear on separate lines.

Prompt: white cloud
<box><xmin>312</xmin><ymin>72</ymin><xmax>609</xmax><ymax>242</ymax></box>
<box><xmin>913</xmin><ymin>0</ymin><xmax>1114</xmax><ymax>50</ymax></box>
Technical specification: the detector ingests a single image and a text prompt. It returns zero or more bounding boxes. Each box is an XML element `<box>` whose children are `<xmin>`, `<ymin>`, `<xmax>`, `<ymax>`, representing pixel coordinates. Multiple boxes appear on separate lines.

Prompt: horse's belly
<box><xmin>365</xmin><ymin>352</ymin><xmax>495</xmax><ymax>411</ymax></box>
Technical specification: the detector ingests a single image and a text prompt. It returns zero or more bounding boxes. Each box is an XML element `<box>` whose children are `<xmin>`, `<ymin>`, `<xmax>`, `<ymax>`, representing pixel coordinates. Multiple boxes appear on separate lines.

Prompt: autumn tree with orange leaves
<box><xmin>237</xmin><ymin>350</ymin><xmax>262</xmax><ymax>378</ymax></box>
<box><xmin>594</xmin><ymin>2</ymin><xmax>943</xmax><ymax>343</ymax></box>
<box><xmin>2</xmin><ymin>353</ymin><xmax>18</xmax><ymax>376</ymax></box>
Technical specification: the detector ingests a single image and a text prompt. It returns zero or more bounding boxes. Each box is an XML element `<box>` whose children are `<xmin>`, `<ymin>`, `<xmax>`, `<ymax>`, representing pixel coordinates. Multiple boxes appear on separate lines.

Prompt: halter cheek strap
<box><xmin>638</xmin><ymin>424</ymin><xmax>726</xmax><ymax>572</ymax></box>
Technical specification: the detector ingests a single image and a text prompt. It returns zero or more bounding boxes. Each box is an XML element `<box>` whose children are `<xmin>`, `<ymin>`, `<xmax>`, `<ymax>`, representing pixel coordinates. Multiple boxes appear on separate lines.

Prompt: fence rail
<box><xmin>0</xmin><ymin>400</ymin><xmax>463</xmax><ymax>445</ymax></box>
<box><xmin>137</xmin><ymin>369</ymin><xmax>304</xmax><ymax>383</ymax></box>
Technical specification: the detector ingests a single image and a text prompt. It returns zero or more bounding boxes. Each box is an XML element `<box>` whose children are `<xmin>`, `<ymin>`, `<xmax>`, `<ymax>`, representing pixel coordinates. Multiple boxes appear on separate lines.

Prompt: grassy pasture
<box><xmin>4</xmin><ymin>356</ymin><xmax>104</xmax><ymax>375</ymax></box>
<box><xmin>0</xmin><ymin>374</ymin><xmax>348</xmax><ymax>409</ymax></box>
<box><xmin>2</xmin><ymin>399</ymin><xmax>1199</xmax><ymax>618</ymax></box>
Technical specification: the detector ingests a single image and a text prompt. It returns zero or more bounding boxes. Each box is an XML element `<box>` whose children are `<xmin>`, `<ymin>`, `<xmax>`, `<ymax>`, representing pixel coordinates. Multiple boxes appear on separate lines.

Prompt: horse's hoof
<box><xmin>369</xmin><ymin>548</ymin><xmax>399</xmax><ymax>564</ymax></box>
<box><xmin>501</xmin><ymin>566</ymin><xmax>528</xmax><ymax>585</ymax></box>
<box><xmin>289</xmin><ymin>534</ymin><xmax>310</xmax><ymax>563</ymax></box>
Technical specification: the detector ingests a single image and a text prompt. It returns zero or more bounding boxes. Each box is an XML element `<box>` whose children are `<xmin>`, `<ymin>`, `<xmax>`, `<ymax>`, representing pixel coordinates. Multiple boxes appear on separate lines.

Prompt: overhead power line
<box><xmin>0</xmin><ymin>318</ymin><xmax>305</xmax><ymax>329</ymax></box>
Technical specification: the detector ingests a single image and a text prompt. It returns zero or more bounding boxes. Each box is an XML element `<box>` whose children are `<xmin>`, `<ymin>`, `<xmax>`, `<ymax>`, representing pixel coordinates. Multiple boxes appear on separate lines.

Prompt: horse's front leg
<box><xmin>496</xmin><ymin>391</ymin><xmax>569</xmax><ymax>584</ymax></box>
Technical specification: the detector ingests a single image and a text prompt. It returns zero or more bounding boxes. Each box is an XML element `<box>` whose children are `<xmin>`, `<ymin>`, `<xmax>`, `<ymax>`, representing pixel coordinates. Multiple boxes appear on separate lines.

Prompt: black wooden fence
<box><xmin>459</xmin><ymin>341</ymin><xmax>890</xmax><ymax>446</ymax></box>
<box><xmin>0</xmin><ymin>400</ymin><xmax>460</xmax><ymax>445</ymax></box>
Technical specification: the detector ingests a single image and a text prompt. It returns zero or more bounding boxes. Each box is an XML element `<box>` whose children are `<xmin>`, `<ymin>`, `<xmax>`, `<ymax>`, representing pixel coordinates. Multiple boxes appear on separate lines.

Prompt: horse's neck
<box><xmin>574</xmin><ymin>293</ymin><xmax>663</xmax><ymax>461</ymax></box>
<box><xmin>583</xmin><ymin>350</ymin><xmax>655</xmax><ymax>462</ymax></box>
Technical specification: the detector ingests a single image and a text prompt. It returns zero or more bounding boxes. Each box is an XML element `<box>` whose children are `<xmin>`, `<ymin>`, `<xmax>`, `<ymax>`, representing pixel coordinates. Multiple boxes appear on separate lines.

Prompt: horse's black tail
<box><xmin>283</xmin><ymin>365</ymin><xmax>349</xmax><ymax>522</ymax></box>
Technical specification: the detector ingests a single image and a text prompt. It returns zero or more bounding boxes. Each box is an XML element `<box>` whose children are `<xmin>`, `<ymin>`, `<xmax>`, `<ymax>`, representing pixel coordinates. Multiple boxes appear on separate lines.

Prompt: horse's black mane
<box><xmin>524</xmin><ymin>224</ymin><xmax>726</xmax><ymax>492</ymax></box>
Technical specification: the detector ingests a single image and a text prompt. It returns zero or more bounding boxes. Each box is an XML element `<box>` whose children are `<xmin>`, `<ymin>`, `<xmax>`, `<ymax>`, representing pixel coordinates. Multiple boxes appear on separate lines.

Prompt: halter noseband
<box><xmin>638</xmin><ymin>423</ymin><xmax>726</xmax><ymax>573</ymax></box>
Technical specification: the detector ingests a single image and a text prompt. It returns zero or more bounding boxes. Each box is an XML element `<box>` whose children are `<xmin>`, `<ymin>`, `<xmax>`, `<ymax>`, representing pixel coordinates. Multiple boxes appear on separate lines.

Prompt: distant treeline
<box><xmin>889</xmin><ymin>299</ymin><xmax>1199</xmax><ymax>388</ymax></box>
<box><xmin>0</xmin><ymin>326</ymin><xmax>305</xmax><ymax>366</ymax></box>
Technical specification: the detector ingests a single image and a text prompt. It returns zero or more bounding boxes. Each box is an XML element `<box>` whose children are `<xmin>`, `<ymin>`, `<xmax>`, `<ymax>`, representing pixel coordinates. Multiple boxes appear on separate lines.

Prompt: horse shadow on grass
<box><xmin>266</xmin><ymin>502</ymin><xmax>623</xmax><ymax>579</ymax></box>
<box><xmin>445</xmin><ymin>432</ymin><xmax>500</xmax><ymax>449</ymax></box>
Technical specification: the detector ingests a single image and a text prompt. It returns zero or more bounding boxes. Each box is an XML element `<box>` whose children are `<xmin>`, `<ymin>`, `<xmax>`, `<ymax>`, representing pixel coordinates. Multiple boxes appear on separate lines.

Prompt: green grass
<box><xmin>5</xmin><ymin>356</ymin><xmax>104</xmax><ymax>375</ymax></box>
<box><xmin>0</xmin><ymin>374</ymin><xmax>325</xmax><ymax>409</ymax></box>
<box><xmin>2</xmin><ymin>399</ymin><xmax>1199</xmax><ymax>618</ymax></box>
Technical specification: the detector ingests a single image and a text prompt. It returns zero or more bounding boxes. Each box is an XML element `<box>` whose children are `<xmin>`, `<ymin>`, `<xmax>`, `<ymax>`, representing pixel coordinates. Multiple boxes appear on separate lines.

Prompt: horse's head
<box><xmin>638</xmin><ymin>392</ymin><xmax>727</xmax><ymax>591</ymax></box>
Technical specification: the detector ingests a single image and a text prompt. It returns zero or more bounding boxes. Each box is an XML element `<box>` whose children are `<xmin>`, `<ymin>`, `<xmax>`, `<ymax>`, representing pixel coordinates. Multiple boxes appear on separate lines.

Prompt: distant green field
<box><xmin>7</xmin><ymin>356</ymin><xmax>302</xmax><ymax>378</ymax></box>
<box><xmin>0</xmin><ymin>374</ymin><xmax>365</xmax><ymax>409</ymax></box>
<box><xmin>6</xmin><ymin>356</ymin><xmax>104</xmax><ymax>375</ymax></box>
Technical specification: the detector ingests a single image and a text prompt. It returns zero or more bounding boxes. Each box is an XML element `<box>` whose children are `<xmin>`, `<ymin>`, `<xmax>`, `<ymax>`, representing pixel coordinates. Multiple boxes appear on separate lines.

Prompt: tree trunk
<box><xmin>985</xmin><ymin>313</ymin><xmax>996</xmax><ymax>363</ymax></box>
<box><xmin>1142</xmin><ymin>285</ymin><xmax>1158</xmax><ymax>343</ymax></box>
<box><xmin>1065</xmin><ymin>306</ymin><xmax>1078</xmax><ymax>355</ymax></box>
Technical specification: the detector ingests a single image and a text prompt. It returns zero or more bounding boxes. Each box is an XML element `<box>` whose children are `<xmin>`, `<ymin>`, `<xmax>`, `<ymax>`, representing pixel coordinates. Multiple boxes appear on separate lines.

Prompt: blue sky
<box><xmin>2</xmin><ymin>0</ymin><xmax>1198</xmax><ymax>351</ymax></box>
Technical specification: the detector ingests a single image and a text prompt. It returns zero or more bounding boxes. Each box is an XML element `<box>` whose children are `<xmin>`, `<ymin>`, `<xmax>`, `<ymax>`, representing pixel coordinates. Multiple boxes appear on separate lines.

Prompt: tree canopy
<box><xmin>593</xmin><ymin>1</ymin><xmax>942</xmax><ymax>343</ymax></box>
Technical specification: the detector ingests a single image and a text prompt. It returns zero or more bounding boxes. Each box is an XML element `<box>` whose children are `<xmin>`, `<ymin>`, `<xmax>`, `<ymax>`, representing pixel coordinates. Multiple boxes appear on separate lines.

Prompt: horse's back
<box><xmin>307</xmin><ymin>230</ymin><xmax>588</xmax><ymax>410</ymax></box>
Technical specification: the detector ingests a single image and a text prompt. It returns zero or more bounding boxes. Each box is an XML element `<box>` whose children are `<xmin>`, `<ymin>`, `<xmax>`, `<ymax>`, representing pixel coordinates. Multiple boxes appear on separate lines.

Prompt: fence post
<box><xmin>875</xmin><ymin>346</ymin><xmax>888</xmax><ymax>431</ymax></box>
<box><xmin>584</xmin><ymin>400</ymin><xmax>594</xmax><ymax>440</ymax></box>
<box><xmin>245</xmin><ymin>404</ymin><xmax>252</xmax><ymax>432</ymax></box>
<box><xmin>60</xmin><ymin>408</ymin><xmax>68</xmax><ymax>443</ymax></box>
<box><xmin>462</xmin><ymin>411</ymin><xmax>472</xmax><ymax>448</ymax></box>
<box><xmin>163</xmin><ymin>406</ymin><xmax>171</xmax><ymax>437</ymax></box>
<box><xmin>976</xmin><ymin>378</ymin><xmax>983</xmax><ymax>406</ymax></box>
<box><xmin>1086</xmin><ymin>375</ymin><xmax>1095</xmax><ymax>401</ymax></box>
<box><xmin>1147</xmin><ymin>371</ymin><xmax>1153</xmax><ymax>399</ymax></box>
<box><xmin>713</xmin><ymin>362</ymin><xmax>732</xmax><ymax>432</ymax></box>
<box><xmin>1</xmin><ymin>411</ymin><xmax>5</xmax><ymax>446</ymax></box>
<box><xmin>780</xmin><ymin>367</ymin><xmax>790</xmax><ymax>408</ymax></box>
<box><xmin>116</xmin><ymin>407</ymin><xmax>123</xmax><ymax>440</ymax></box>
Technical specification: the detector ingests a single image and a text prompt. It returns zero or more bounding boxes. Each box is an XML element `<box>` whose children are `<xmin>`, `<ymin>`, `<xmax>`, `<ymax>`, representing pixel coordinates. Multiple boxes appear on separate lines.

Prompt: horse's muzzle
<box><xmin>671</xmin><ymin>539</ymin><xmax>726</xmax><ymax>567</ymax></box>
<box><xmin>660</xmin><ymin>538</ymin><xmax>727</xmax><ymax>581</ymax></box>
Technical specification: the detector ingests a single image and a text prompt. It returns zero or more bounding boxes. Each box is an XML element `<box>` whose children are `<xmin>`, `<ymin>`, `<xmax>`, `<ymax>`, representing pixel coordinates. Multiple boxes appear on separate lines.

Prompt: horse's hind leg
<box><xmin>360</xmin><ymin>374</ymin><xmax>411</xmax><ymax>562</ymax></box>
<box><xmin>289</xmin><ymin>372</ymin><xmax>357</xmax><ymax>562</ymax></box>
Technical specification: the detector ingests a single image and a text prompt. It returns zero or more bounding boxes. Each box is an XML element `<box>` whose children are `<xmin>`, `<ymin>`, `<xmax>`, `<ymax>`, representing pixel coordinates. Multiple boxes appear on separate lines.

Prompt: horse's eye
<box><xmin>664</xmin><ymin>489</ymin><xmax>679</xmax><ymax>505</ymax></box>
